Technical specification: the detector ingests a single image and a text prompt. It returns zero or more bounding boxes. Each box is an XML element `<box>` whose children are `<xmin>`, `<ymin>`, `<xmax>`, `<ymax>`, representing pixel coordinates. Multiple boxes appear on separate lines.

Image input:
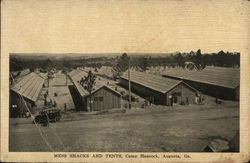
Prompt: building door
<box><xmin>98</xmin><ymin>97</ymin><xmax>104</xmax><ymax>110</ymax></box>
<box><xmin>172</xmin><ymin>92</ymin><xmax>181</xmax><ymax>104</ymax></box>
<box><xmin>93</xmin><ymin>96</ymin><xmax>104</xmax><ymax>111</ymax></box>
<box><xmin>93</xmin><ymin>97</ymin><xmax>99</xmax><ymax>111</ymax></box>
<box><xmin>172</xmin><ymin>94</ymin><xmax>178</xmax><ymax>103</ymax></box>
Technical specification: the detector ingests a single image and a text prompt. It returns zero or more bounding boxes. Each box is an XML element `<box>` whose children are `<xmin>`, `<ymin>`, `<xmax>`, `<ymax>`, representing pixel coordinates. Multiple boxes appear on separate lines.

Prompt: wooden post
<box><xmin>120</xmin><ymin>94</ymin><xmax>123</xmax><ymax>109</ymax></box>
<box><xmin>66</xmin><ymin>73</ymin><xmax>67</xmax><ymax>86</ymax></box>
<box><xmin>181</xmin><ymin>81</ymin><xmax>183</xmax><ymax>103</ymax></box>
<box><xmin>47</xmin><ymin>72</ymin><xmax>49</xmax><ymax>87</ymax></box>
<box><xmin>128</xmin><ymin>57</ymin><xmax>131</xmax><ymax>109</ymax></box>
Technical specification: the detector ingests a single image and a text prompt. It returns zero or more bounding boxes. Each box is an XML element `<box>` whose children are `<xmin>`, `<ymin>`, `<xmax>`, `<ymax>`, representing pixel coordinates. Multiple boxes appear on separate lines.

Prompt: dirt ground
<box><xmin>36</xmin><ymin>72</ymin><xmax>75</xmax><ymax>111</ymax></box>
<box><xmin>9</xmin><ymin>101</ymin><xmax>239</xmax><ymax>152</ymax></box>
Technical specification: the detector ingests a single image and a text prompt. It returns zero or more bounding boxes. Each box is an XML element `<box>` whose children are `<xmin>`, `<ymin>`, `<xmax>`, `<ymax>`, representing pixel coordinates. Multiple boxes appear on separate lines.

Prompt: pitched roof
<box><xmin>87</xmin><ymin>85</ymin><xmax>121</xmax><ymax>97</ymax></box>
<box><xmin>19</xmin><ymin>69</ymin><xmax>30</xmax><ymax>77</ymax></box>
<box><xmin>36</xmin><ymin>72</ymin><xmax>47</xmax><ymax>79</ymax></box>
<box><xmin>95</xmin><ymin>66</ymin><xmax>113</xmax><ymax>78</ymax></box>
<box><xmin>120</xmin><ymin>70</ymin><xmax>183</xmax><ymax>94</ymax></box>
<box><xmin>68</xmin><ymin>70</ymin><xmax>119</xmax><ymax>96</ymax></box>
<box><xmin>161</xmin><ymin>66</ymin><xmax>239</xmax><ymax>89</ymax></box>
<box><xmin>67</xmin><ymin>70</ymin><xmax>89</xmax><ymax>96</ymax></box>
<box><xmin>10</xmin><ymin>72</ymin><xmax>45</xmax><ymax>102</ymax></box>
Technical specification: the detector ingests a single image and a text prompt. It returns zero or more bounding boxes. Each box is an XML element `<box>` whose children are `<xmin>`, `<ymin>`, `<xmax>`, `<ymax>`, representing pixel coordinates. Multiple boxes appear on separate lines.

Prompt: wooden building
<box><xmin>119</xmin><ymin>71</ymin><xmax>198</xmax><ymax>106</ymax></box>
<box><xmin>68</xmin><ymin>70</ymin><xmax>121</xmax><ymax>111</ymax></box>
<box><xmin>9</xmin><ymin>72</ymin><xmax>45</xmax><ymax>117</ymax></box>
<box><xmin>10</xmin><ymin>69</ymin><xmax>31</xmax><ymax>85</ymax></box>
<box><xmin>161</xmin><ymin>66</ymin><xmax>239</xmax><ymax>100</ymax></box>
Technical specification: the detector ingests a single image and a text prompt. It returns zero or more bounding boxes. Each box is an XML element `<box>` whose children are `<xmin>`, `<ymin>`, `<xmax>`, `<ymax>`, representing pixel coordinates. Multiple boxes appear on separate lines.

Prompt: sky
<box><xmin>1</xmin><ymin>0</ymin><xmax>250</xmax><ymax>55</ymax></box>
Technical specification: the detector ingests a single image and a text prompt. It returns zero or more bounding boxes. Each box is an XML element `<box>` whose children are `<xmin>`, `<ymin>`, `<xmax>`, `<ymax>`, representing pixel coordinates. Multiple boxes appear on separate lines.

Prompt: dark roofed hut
<box><xmin>119</xmin><ymin>71</ymin><xmax>198</xmax><ymax>106</ymax></box>
<box><xmin>67</xmin><ymin>70</ymin><xmax>121</xmax><ymax>111</ymax></box>
<box><xmin>9</xmin><ymin>72</ymin><xmax>45</xmax><ymax>117</ymax></box>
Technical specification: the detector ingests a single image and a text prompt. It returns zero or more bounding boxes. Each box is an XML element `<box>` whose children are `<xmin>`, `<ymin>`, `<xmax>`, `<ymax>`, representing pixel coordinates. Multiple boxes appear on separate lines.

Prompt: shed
<box><xmin>119</xmin><ymin>71</ymin><xmax>198</xmax><ymax>106</ymax></box>
<box><xmin>68</xmin><ymin>70</ymin><xmax>121</xmax><ymax>111</ymax></box>
<box><xmin>9</xmin><ymin>72</ymin><xmax>45</xmax><ymax>117</ymax></box>
<box><xmin>161</xmin><ymin>66</ymin><xmax>240</xmax><ymax>100</ymax></box>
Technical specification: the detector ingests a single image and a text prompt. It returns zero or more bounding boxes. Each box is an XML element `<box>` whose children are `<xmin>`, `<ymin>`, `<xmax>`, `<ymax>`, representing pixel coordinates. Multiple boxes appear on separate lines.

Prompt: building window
<box><xmin>94</xmin><ymin>97</ymin><xmax>104</xmax><ymax>101</ymax></box>
<box><xmin>173</xmin><ymin>92</ymin><xmax>181</xmax><ymax>96</ymax></box>
<box><xmin>99</xmin><ymin>97</ymin><xmax>103</xmax><ymax>101</ymax></box>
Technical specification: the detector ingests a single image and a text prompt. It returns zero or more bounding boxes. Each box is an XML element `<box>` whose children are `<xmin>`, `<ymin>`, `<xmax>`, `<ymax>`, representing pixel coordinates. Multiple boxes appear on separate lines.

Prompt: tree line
<box><xmin>10</xmin><ymin>50</ymin><xmax>240</xmax><ymax>73</ymax></box>
<box><xmin>128</xmin><ymin>50</ymin><xmax>239</xmax><ymax>69</ymax></box>
<box><xmin>111</xmin><ymin>50</ymin><xmax>240</xmax><ymax>78</ymax></box>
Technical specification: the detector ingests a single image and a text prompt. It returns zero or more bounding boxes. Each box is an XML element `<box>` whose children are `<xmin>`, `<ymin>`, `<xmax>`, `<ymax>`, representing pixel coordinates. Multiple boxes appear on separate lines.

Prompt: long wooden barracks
<box><xmin>9</xmin><ymin>72</ymin><xmax>45</xmax><ymax>117</ymax></box>
<box><xmin>119</xmin><ymin>71</ymin><xmax>198</xmax><ymax>106</ymax></box>
<box><xmin>67</xmin><ymin>70</ymin><xmax>121</xmax><ymax>111</ymax></box>
<box><xmin>161</xmin><ymin>66</ymin><xmax>239</xmax><ymax>100</ymax></box>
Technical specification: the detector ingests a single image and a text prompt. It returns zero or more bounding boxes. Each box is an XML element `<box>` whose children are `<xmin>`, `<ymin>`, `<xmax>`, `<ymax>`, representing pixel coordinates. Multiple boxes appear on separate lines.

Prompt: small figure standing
<box><xmin>202</xmin><ymin>96</ymin><xmax>205</xmax><ymax>104</ymax></box>
<box><xmin>186</xmin><ymin>97</ymin><xmax>189</xmax><ymax>105</ymax></box>
<box><xmin>43</xmin><ymin>113</ymin><xmax>50</xmax><ymax>127</ymax></box>
<box><xmin>64</xmin><ymin>103</ymin><xmax>67</xmax><ymax>113</ymax></box>
<box><xmin>53</xmin><ymin>100</ymin><xmax>57</xmax><ymax>107</ymax></box>
<box><xmin>25</xmin><ymin>111</ymin><xmax>30</xmax><ymax>118</ymax></box>
<box><xmin>169</xmin><ymin>95</ymin><xmax>173</xmax><ymax>106</ymax></box>
<box><xmin>144</xmin><ymin>99</ymin><xmax>148</xmax><ymax>107</ymax></box>
<box><xmin>46</xmin><ymin>118</ymin><xmax>50</xmax><ymax>127</ymax></box>
<box><xmin>195</xmin><ymin>96</ymin><xmax>198</xmax><ymax>104</ymax></box>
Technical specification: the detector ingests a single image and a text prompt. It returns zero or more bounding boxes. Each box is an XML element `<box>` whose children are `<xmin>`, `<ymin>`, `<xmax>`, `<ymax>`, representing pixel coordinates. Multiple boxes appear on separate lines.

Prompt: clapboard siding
<box><xmin>119</xmin><ymin>77</ymin><xmax>197</xmax><ymax>106</ymax></box>
<box><xmin>86</xmin><ymin>86</ymin><xmax>121</xmax><ymax>111</ymax></box>
<box><xmin>166</xmin><ymin>83</ymin><xmax>197</xmax><ymax>106</ymax></box>
<box><xmin>119</xmin><ymin>78</ymin><xmax>166</xmax><ymax>105</ymax></box>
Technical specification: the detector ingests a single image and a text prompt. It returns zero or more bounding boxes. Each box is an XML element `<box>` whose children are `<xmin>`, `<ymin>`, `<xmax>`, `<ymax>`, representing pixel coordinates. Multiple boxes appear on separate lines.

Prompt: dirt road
<box><xmin>9</xmin><ymin>103</ymin><xmax>239</xmax><ymax>152</ymax></box>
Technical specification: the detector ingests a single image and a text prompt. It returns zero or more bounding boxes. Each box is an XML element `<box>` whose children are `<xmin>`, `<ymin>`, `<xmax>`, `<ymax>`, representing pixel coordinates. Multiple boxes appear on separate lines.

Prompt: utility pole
<box><xmin>65</xmin><ymin>73</ymin><xmax>67</xmax><ymax>86</ymax></box>
<box><xmin>181</xmin><ymin>81</ymin><xmax>183</xmax><ymax>103</ymax></box>
<box><xmin>47</xmin><ymin>72</ymin><xmax>49</xmax><ymax>87</ymax></box>
<box><xmin>128</xmin><ymin>55</ymin><xmax>131</xmax><ymax>109</ymax></box>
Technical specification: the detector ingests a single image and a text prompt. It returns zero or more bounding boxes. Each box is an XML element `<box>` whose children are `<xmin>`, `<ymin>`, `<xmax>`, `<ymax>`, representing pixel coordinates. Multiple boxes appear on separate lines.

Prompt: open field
<box><xmin>9</xmin><ymin>102</ymin><xmax>239</xmax><ymax>152</ymax></box>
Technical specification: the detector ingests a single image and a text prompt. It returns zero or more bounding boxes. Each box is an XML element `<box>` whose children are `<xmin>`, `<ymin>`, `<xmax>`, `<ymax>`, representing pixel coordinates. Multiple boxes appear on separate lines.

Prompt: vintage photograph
<box><xmin>1</xmin><ymin>0</ymin><xmax>249</xmax><ymax>162</ymax></box>
<box><xmin>9</xmin><ymin>52</ymin><xmax>239</xmax><ymax>152</ymax></box>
